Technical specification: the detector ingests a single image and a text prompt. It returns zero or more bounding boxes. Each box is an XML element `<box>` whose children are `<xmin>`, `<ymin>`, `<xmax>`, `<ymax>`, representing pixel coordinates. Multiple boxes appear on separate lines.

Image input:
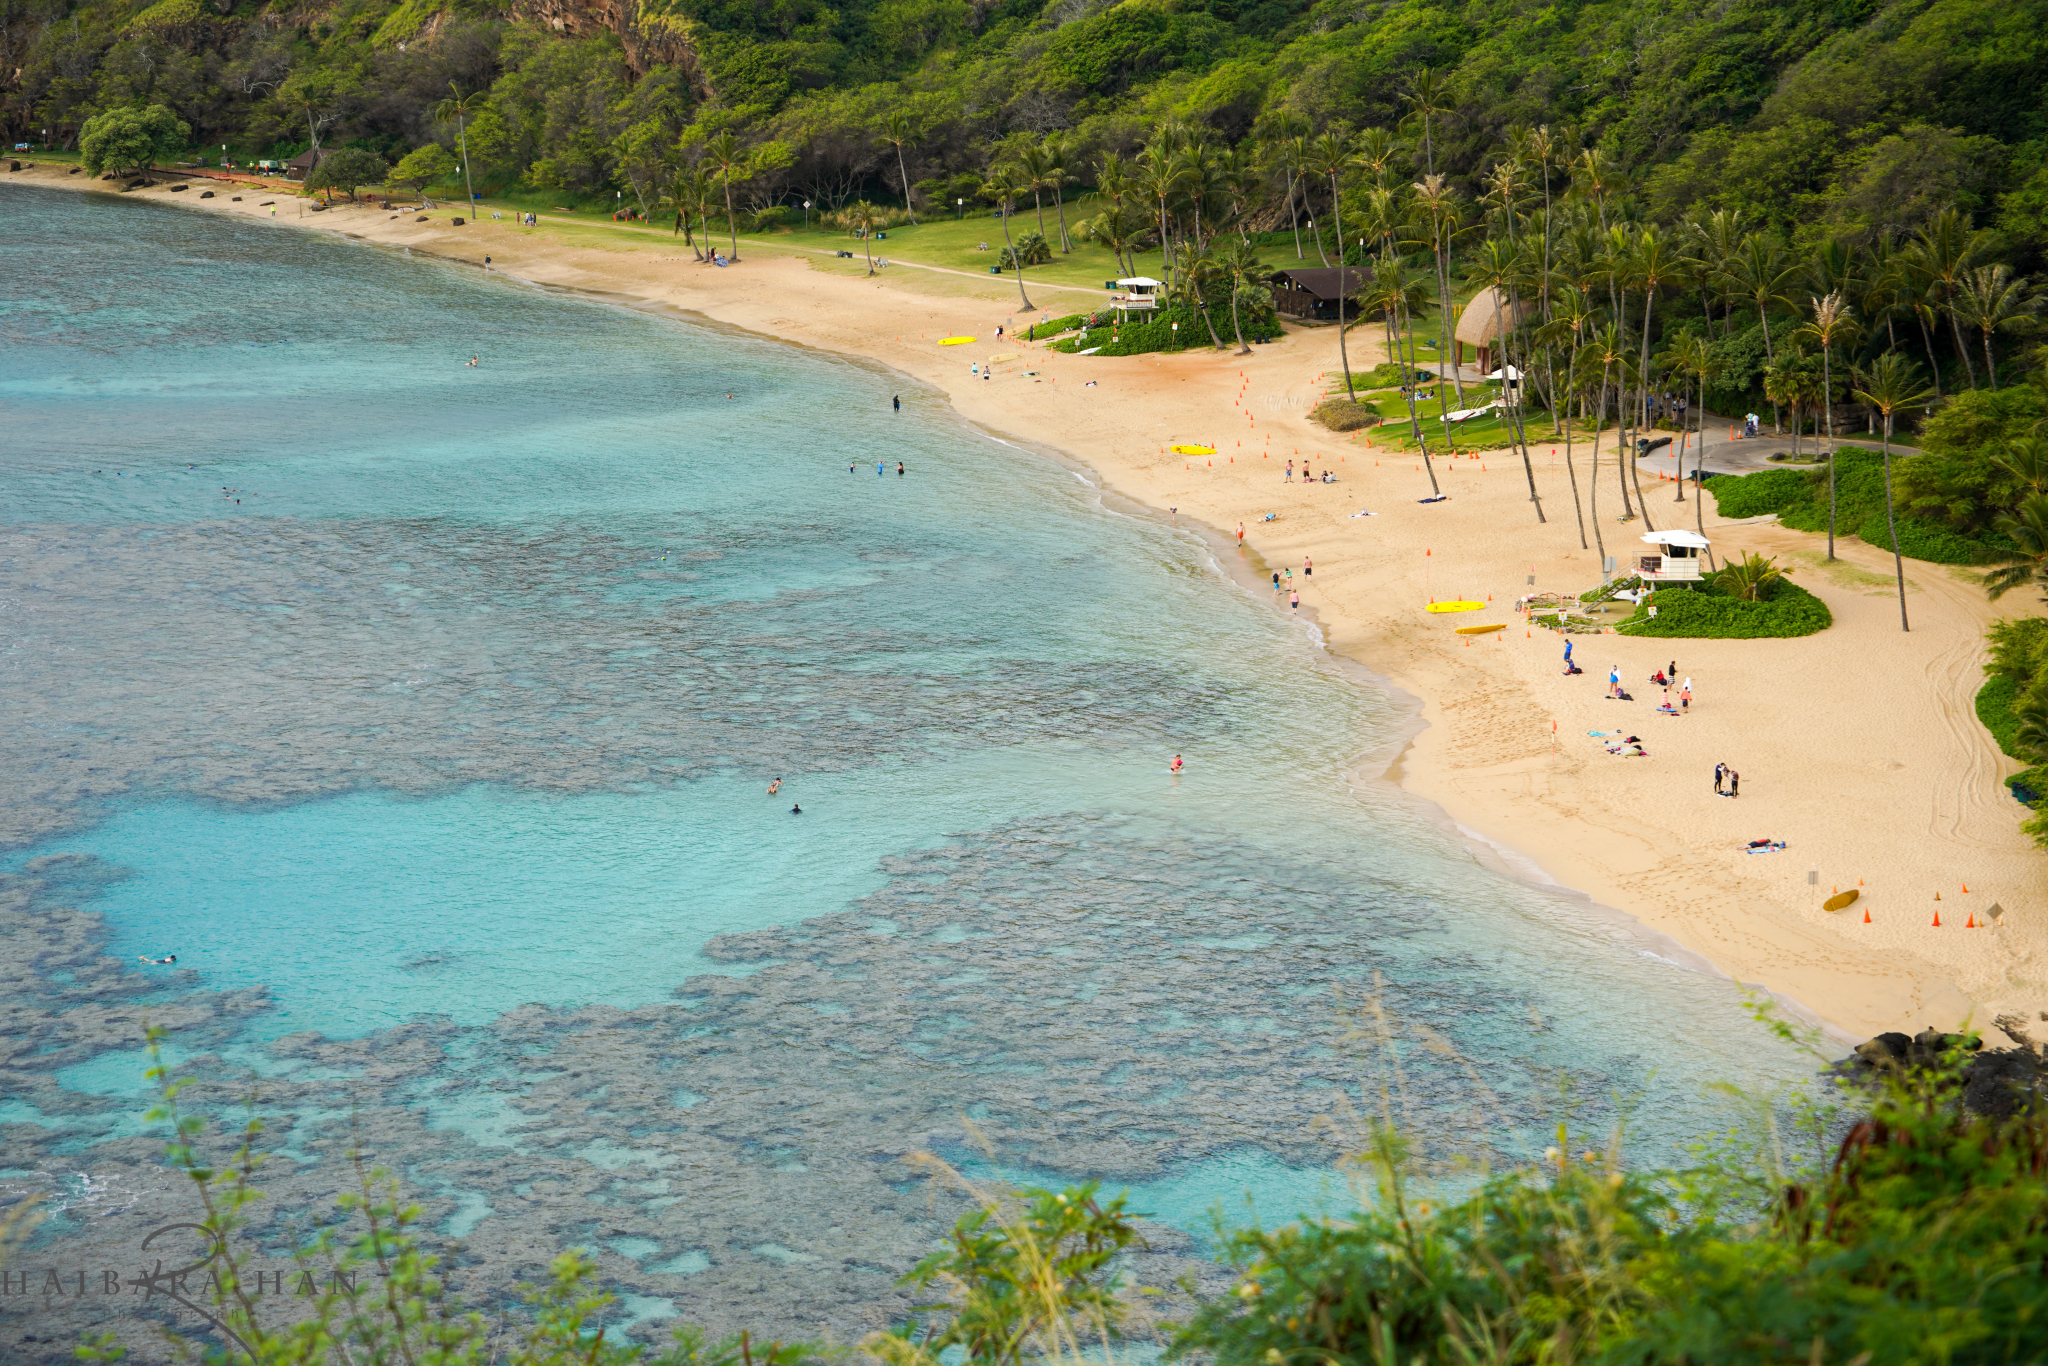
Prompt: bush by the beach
<box><xmin>1704</xmin><ymin>455</ymin><xmax>2011</xmax><ymax>565</ymax></box>
<box><xmin>1978</xmin><ymin>671</ymin><xmax>2023</xmax><ymax>756</ymax></box>
<box><xmin>1311</xmin><ymin>398</ymin><xmax>1380</xmax><ymax>431</ymax></box>
<box><xmin>1026</xmin><ymin>312</ymin><xmax>1088</xmax><ymax>341</ymax></box>
<box><xmin>1616</xmin><ymin>577</ymin><xmax>1831</xmax><ymax>638</ymax></box>
<box><xmin>1701</xmin><ymin>467</ymin><xmax>1809</xmax><ymax>519</ymax></box>
<box><xmin>1045</xmin><ymin>303</ymin><xmax>1279</xmax><ymax>357</ymax></box>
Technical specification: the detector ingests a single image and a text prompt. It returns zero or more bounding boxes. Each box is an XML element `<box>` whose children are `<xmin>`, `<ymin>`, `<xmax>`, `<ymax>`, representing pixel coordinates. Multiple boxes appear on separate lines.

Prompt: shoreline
<box><xmin>10</xmin><ymin>167</ymin><xmax>2043</xmax><ymax>1047</ymax></box>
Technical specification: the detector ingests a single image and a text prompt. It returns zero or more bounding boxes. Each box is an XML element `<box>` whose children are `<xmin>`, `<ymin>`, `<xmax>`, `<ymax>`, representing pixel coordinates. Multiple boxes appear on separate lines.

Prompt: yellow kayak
<box><xmin>1426</xmin><ymin>601</ymin><xmax>1485</xmax><ymax>613</ymax></box>
<box><xmin>939</xmin><ymin>336</ymin><xmax>976</xmax><ymax>345</ymax></box>
<box><xmin>1455</xmin><ymin>623</ymin><xmax>1506</xmax><ymax>636</ymax></box>
<box><xmin>1823</xmin><ymin>889</ymin><xmax>1860</xmax><ymax>913</ymax></box>
<box><xmin>1171</xmin><ymin>444</ymin><xmax>1217</xmax><ymax>456</ymax></box>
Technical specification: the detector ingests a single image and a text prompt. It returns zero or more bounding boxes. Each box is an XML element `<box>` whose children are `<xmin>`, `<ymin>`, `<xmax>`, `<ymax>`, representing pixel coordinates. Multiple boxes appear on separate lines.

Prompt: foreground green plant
<box><xmin>1170</xmin><ymin>1047</ymin><xmax>2047</xmax><ymax>1366</ymax></box>
<box><xmin>74</xmin><ymin>1026</ymin><xmax>827</xmax><ymax>1366</ymax></box>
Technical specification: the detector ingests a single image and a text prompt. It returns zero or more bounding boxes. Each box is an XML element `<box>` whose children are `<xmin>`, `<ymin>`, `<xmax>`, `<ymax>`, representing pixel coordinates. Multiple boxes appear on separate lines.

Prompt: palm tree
<box><xmin>1624</xmin><ymin>224</ymin><xmax>1686</xmax><ymax>531</ymax></box>
<box><xmin>1984</xmin><ymin>496</ymin><xmax>2048</xmax><ymax>604</ymax></box>
<box><xmin>1407</xmin><ymin>171</ymin><xmax>1465</xmax><ymax>405</ymax></box>
<box><xmin>1995</xmin><ymin>435</ymin><xmax>2048</xmax><ymax>497</ymax></box>
<box><xmin>1798</xmin><ymin>292</ymin><xmax>1856</xmax><ymax>558</ymax></box>
<box><xmin>1912</xmin><ymin>207</ymin><xmax>1987</xmax><ymax>389</ymax></box>
<box><xmin>1136</xmin><ymin>141</ymin><xmax>1188</xmax><ymax>287</ymax></box>
<box><xmin>664</xmin><ymin>164</ymin><xmax>712</xmax><ymax>258</ymax></box>
<box><xmin>1015</xmin><ymin>142</ymin><xmax>1055</xmax><ymax>242</ymax></box>
<box><xmin>703</xmin><ymin>131</ymin><xmax>751</xmax><ymax>263</ymax></box>
<box><xmin>876</xmin><ymin>111</ymin><xmax>919</xmax><ymax>224</ymax></box>
<box><xmin>1219</xmin><ymin>241</ymin><xmax>1269</xmax><ymax>355</ymax></box>
<box><xmin>1043</xmin><ymin>134</ymin><xmax>1078</xmax><ymax>252</ymax></box>
<box><xmin>1578</xmin><ymin>324</ymin><xmax>1628</xmax><ymax>566</ymax></box>
<box><xmin>1173</xmin><ymin>245</ymin><xmax>1229</xmax><ymax>349</ymax></box>
<box><xmin>1538</xmin><ymin>284</ymin><xmax>1597</xmax><ymax>548</ymax></box>
<box><xmin>1851</xmin><ymin>351</ymin><xmax>1936</xmax><ymax>629</ymax></box>
<box><xmin>433</xmin><ymin>83</ymin><xmax>484</xmax><ymax>217</ymax></box>
<box><xmin>1950</xmin><ymin>264</ymin><xmax>2037</xmax><ymax>391</ymax></box>
<box><xmin>1307</xmin><ymin>130</ymin><xmax>1362</xmax><ymax>394</ymax></box>
<box><xmin>1258</xmin><ymin>111</ymin><xmax>1311</xmax><ymax>259</ymax></box>
<box><xmin>1725</xmin><ymin>233</ymin><xmax>1795</xmax><ymax>429</ymax></box>
<box><xmin>1469</xmin><ymin>236</ymin><xmax>1544</xmax><ymax>522</ymax></box>
<box><xmin>842</xmin><ymin>200</ymin><xmax>883</xmax><ymax>276</ymax></box>
<box><xmin>1714</xmin><ymin>552</ymin><xmax>1788</xmax><ymax>601</ymax></box>
<box><xmin>986</xmin><ymin>164</ymin><xmax>1036</xmax><ymax>312</ymax></box>
<box><xmin>1402</xmin><ymin>68</ymin><xmax>1452</xmax><ymax>177</ymax></box>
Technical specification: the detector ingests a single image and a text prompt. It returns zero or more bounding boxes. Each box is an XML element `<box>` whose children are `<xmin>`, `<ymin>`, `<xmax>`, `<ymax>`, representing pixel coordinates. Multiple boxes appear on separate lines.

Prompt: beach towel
<box><xmin>1418</xmin><ymin>495</ymin><xmax>1449</xmax><ymax>504</ymax></box>
<box><xmin>1349</xmin><ymin>510</ymin><xmax>1378</xmax><ymax>518</ymax></box>
<box><xmin>1743</xmin><ymin>840</ymin><xmax>1788</xmax><ymax>854</ymax></box>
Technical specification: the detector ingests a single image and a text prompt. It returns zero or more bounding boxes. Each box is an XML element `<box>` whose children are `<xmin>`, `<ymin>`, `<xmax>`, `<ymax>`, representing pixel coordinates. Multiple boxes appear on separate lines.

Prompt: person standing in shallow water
<box><xmin>897</xmin><ymin>462</ymin><xmax>905</xmax><ymax>476</ymax></box>
<box><xmin>892</xmin><ymin>395</ymin><xmax>900</xmax><ymax>411</ymax></box>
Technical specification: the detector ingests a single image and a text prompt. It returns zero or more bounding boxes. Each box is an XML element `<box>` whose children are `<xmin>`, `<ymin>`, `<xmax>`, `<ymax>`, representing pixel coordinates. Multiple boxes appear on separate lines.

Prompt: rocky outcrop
<box><xmin>509</xmin><ymin>0</ymin><xmax>711</xmax><ymax>93</ymax></box>
<box><xmin>1839</xmin><ymin>1028</ymin><xmax>2045</xmax><ymax>1119</ymax></box>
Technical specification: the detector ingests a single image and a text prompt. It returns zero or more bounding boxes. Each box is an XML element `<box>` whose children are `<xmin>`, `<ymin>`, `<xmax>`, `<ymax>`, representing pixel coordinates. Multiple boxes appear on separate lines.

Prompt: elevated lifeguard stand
<box><xmin>1110</xmin><ymin>277</ymin><xmax>1162</xmax><ymax>314</ymax></box>
<box><xmin>1637</xmin><ymin>529</ymin><xmax>1711</xmax><ymax>583</ymax></box>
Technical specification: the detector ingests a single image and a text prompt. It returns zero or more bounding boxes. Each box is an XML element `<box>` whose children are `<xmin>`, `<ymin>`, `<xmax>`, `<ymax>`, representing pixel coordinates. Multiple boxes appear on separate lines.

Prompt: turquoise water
<box><xmin>2</xmin><ymin>187</ymin><xmax>1811</xmax><ymax>1327</ymax></box>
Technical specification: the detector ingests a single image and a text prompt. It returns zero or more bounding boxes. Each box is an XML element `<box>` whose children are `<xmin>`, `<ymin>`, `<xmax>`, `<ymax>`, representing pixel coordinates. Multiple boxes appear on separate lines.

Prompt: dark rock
<box><xmin>69</xmin><ymin>167</ymin><xmax>81</xmax><ymax>175</ymax></box>
<box><xmin>170</xmin><ymin>183</ymin><xmax>187</xmax><ymax>192</ymax></box>
<box><xmin>452</xmin><ymin>216</ymin><xmax>466</xmax><ymax>225</ymax></box>
<box><xmin>199</xmin><ymin>190</ymin><xmax>214</xmax><ymax>199</ymax></box>
<box><xmin>1837</xmin><ymin>1029</ymin><xmax>2043</xmax><ymax>1118</ymax></box>
<box><xmin>7</xmin><ymin>160</ymin><xmax>19</xmax><ymax>171</ymax></box>
<box><xmin>416</xmin><ymin>214</ymin><xmax>430</xmax><ymax>223</ymax></box>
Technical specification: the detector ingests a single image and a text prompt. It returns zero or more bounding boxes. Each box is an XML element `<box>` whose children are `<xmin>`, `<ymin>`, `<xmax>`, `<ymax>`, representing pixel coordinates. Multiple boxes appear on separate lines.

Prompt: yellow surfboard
<box><xmin>939</xmin><ymin>336</ymin><xmax>976</xmax><ymax>345</ymax></box>
<box><xmin>1170</xmin><ymin>444</ymin><xmax>1217</xmax><ymax>456</ymax></box>
<box><xmin>1823</xmin><ymin>889</ymin><xmax>1860</xmax><ymax>913</ymax></box>
<box><xmin>1426</xmin><ymin>601</ymin><xmax>1485</xmax><ymax>613</ymax></box>
<box><xmin>1455</xmin><ymin>623</ymin><xmax>1506</xmax><ymax>635</ymax></box>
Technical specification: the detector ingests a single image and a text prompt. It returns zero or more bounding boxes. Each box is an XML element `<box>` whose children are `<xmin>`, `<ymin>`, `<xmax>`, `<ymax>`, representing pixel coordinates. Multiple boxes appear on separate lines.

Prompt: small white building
<box><xmin>1111</xmin><ymin>277</ymin><xmax>1162</xmax><ymax>313</ymax></box>
<box><xmin>1637</xmin><ymin>529</ymin><xmax>1710</xmax><ymax>582</ymax></box>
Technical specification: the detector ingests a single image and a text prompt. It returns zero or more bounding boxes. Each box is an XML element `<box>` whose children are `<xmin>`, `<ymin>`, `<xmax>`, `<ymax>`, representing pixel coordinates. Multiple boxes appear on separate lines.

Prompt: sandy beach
<box><xmin>15</xmin><ymin>165</ymin><xmax>2046</xmax><ymax>1049</ymax></box>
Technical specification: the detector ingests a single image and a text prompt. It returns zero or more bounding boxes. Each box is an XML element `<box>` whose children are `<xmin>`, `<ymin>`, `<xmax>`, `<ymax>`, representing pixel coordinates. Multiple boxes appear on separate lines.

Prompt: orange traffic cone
<box><xmin>1966</xmin><ymin>912</ymin><xmax>1977</xmax><ymax>928</ymax></box>
<box><xmin>1935</xmin><ymin>890</ymin><xmax>1942</xmax><ymax>900</ymax></box>
<box><xmin>1863</xmin><ymin>906</ymin><xmax>1871</xmax><ymax>923</ymax></box>
<box><xmin>1962</xmin><ymin>881</ymin><xmax>1970</xmax><ymax>893</ymax></box>
<box><xmin>1933</xmin><ymin>909</ymin><xmax>1942</xmax><ymax>927</ymax></box>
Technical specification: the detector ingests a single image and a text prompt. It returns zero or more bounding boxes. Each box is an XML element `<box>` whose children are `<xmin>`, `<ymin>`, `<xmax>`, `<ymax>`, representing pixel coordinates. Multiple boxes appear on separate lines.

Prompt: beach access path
<box><xmin>14</xmin><ymin>162</ymin><xmax>2043</xmax><ymax>1049</ymax></box>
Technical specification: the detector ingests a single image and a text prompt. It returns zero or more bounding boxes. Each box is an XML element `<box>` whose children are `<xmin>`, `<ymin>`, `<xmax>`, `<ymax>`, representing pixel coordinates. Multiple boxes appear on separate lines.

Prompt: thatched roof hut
<box><xmin>1453</xmin><ymin>287</ymin><xmax>1527</xmax><ymax>370</ymax></box>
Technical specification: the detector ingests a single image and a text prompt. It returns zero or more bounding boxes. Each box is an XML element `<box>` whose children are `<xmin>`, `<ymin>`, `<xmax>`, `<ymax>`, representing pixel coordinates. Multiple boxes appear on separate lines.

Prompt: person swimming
<box><xmin>790</xmin><ymin>803</ymin><xmax>802</xmax><ymax>814</ymax></box>
<box><xmin>767</xmin><ymin>778</ymin><xmax>781</xmax><ymax>794</ymax></box>
<box><xmin>138</xmin><ymin>954</ymin><xmax>176</xmax><ymax>965</ymax></box>
<box><xmin>1170</xmin><ymin>754</ymin><xmax>1184</xmax><ymax>773</ymax></box>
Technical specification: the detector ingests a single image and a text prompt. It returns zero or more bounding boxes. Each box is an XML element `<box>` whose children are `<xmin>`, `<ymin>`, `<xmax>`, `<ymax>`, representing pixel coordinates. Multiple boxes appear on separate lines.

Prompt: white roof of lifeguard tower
<box><xmin>1115</xmin><ymin>277</ymin><xmax>1164</xmax><ymax>287</ymax></box>
<box><xmin>1642</xmin><ymin>529</ymin><xmax>1711</xmax><ymax>548</ymax></box>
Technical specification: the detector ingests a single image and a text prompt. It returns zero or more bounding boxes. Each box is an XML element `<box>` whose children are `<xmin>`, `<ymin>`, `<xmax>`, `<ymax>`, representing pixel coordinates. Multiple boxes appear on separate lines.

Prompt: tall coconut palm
<box><xmin>433</xmin><ymin>83</ymin><xmax>484</xmax><ymax>217</ymax></box>
<box><xmin>1798</xmin><ymin>291</ymin><xmax>1857</xmax><ymax>558</ymax></box>
<box><xmin>1577</xmin><ymin>324</ymin><xmax>1628</xmax><ymax>565</ymax></box>
<box><xmin>1724</xmin><ymin>233</ymin><xmax>1795</xmax><ymax>429</ymax></box>
<box><xmin>1136</xmin><ymin>142</ymin><xmax>1188</xmax><ymax>287</ymax></box>
<box><xmin>986</xmin><ymin>164</ymin><xmax>1036</xmax><ymax>312</ymax></box>
<box><xmin>876</xmin><ymin>111</ymin><xmax>919</xmax><ymax>224</ymax></box>
<box><xmin>703</xmin><ymin>130</ymin><xmax>751</xmax><ymax>263</ymax></box>
<box><xmin>1624</xmin><ymin>224</ymin><xmax>1686</xmax><ymax>531</ymax></box>
<box><xmin>1538</xmin><ymin>285</ymin><xmax>1597</xmax><ymax>548</ymax></box>
<box><xmin>1307</xmin><ymin>130</ymin><xmax>1362</xmax><ymax>395</ymax></box>
<box><xmin>664</xmin><ymin>163</ymin><xmax>713</xmax><ymax>258</ymax></box>
<box><xmin>1015</xmin><ymin>142</ymin><xmax>1055</xmax><ymax>241</ymax></box>
<box><xmin>1219</xmin><ymin>241</ymin><xmax>1269</xmax><ymax>355</ymax></box>
<box><xmin>1469</xmin><ymin>235</ymin><xmax>1544</xmax><ymax>522</ymax></box>
<box><xmin>1401</xmin><ymin>68</ymin><xmax>1452</xmax><ymax>177</ymax></box>
<box><xmin>1912</xmin><ymin>207</ymin><xmax>1987</xmax><ymax>389</ymax></box>
<box><xmin>1851</xmin><ymin>351</ymin><xmax>1937</xmax><ymax>630</ymax></box>
<box><xmin>1042</xmin><ymin>134</ymin><xmax>1078</xmax><ymax>252</ymax></box>
<box><xmin>842</xmin><ymin>200</ymin><xmax>883</xmax><ymax>276</ymax></box>
<box><xmin>1259</xmin><ymin>111</ymin><xmax>1311</xmax><ymax>259</ymax></box>
<box><xmin>1950</xmin><ymin>264</ymin><xmax>2037</xmax><ymax>391</ymax></box>
<box><xmin>1408</xmin><ymin>172</ymin><xmax>1466</xmax><ymax>405</ymax></box>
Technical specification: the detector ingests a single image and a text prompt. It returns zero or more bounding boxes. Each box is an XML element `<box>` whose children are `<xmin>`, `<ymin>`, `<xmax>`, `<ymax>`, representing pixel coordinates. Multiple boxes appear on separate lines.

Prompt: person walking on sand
<box><xmin>1290</xmin><ymin>589</ymin><xmax>1300</xmax><ymax>612</ymax></box>
<box><xmin>1237</xmin><ymin>522</ymin><xmax>1245</xmax><ymax>545</ymax></box>
<box><xmin>1285</xmin><ymin>460</ymin><xmax>1294</xmax><ymax>482</ymax></box>
<box><xmin>1680</xmin><ymin>678</ymin><xmax>1692</xmax><ymax>713</ymax></box>
<box><xmin>1609</xmin><ymin>665</ymin><xmax>1622</xmax><ymax>698</ymax></box>
<box><xmin>1714</xmin><ymin>762</ymin><xmax>1726</xmax><ymax>795</ymax></box>
<box><xmin>1303</xmin><ymin>555</ymin><xmax>1312</xmax><ymax>581</ymax></box>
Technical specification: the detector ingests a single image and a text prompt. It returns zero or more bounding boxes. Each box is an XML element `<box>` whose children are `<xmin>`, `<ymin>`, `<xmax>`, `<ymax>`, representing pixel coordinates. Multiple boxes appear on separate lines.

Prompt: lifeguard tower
<box><xmin>1637</xmin><ymin>529</ymin><xmax>1711</xmax><ymax>583</ymax></box>
<box><xmin>1110</xmin><ymin>277</ymin><xmax>1162</xmax><ymax>314</ymax></box>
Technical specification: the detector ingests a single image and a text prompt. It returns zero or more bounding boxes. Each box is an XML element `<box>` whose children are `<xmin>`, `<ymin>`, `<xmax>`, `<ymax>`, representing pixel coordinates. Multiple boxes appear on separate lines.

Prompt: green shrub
<box><xmin>1046</xmin><ymin>304</ymin><xmax>1279</xmax><ymax>357</ymax></box>
<box><xmin>1857</xmin><ymin>511</ymin><xmax>2010</xmax><ymax>565</ymax></box>
<box><xmin>1702</xmin><ymin>467</ymin><xmax>1811</xmax><ymax>518</ymax></box>
<box><xmin>1616</xmin><ymin>578</ymin><xmax>1831</xmax><ymax>638</ymax></box>
<box><xmin>1026</xmin><ymin>312</ymin><xmax>1087</xmax><ymax>341</ymax></box>
<box><xmin>2008</xmin><ymin>763</ymin><xmax>2048</xmax><ymax>807</ymax></box>
<box><xmin>1979</xmin><ymin>671</ymin><xmax>2023</xmax><ymax>756</ymax></box>
<box><xmin>1705</xmin><ymin>455</ymin><xmax>2011</xmax><ymax>564</ymax></box>
<box><xmin>1312</xmin><ymin>399</ymin><xmax>1380</xmax><ymax>431</ymax></box>
<box><xmin>999</xmin><ymin>231</ymin><xmax>1052</xmax><ymax>269</ymax></box>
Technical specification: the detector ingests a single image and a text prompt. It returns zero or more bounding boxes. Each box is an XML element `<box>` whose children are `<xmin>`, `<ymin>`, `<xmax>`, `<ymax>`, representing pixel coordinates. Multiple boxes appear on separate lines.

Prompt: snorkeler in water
<box><xmin>138</xmin><ymin>955</ymin><xmax>177</xmax><ymax>965</ymax></box>
<box><xmin>767</xmin><ymin>778</ymin><xmax>781</xmax><ymax>794</ymax></box>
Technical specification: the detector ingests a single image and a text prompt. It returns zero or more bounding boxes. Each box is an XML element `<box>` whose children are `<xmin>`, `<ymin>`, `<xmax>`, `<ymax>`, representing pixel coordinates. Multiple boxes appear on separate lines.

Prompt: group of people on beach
<box><xmin>1284</xmin><ymin>460</ymin><xmax>1337</xmax><ymax>484</ymax></box>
